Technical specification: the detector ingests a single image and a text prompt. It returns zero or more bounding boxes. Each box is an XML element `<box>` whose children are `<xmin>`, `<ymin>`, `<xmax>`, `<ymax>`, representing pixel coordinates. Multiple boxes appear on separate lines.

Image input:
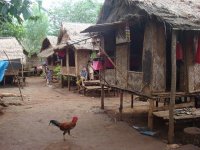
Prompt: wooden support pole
<box><xmin>61</xmin><ymin>75</ymin><xmax>64</xmax><ymax>88</ymax></box>
<box><xmin>148</xmin><ymin>99</ymin><xmax>154</xmax><ymax>130</ymax></box>
<box><xmin>68</xmin><ymin>76</ymin><xmax>70</xmax><ymax>91</ymax></box>
<box><xmin>101</xmin><ymin>84</ymin><xmax>105</xmax><ymax>109</ymax></box>
<box><xmin>156</xmin><ymin>100</ymin><xmax>159</xmax><ymax>107</ymax></box>
<box><xmin>119</xmin><ymin>90</ymin><xmax>123</xmax><ymax>121</ymax></box>
<box><xmin>168</xmin><ymin>30</ymin><xmax>177</xmax><ymax>144</ymax></box>
<box><xmin>131</xmin><ymin>94</ymin><xmax>134</xmax><ymax>108</ymax></box>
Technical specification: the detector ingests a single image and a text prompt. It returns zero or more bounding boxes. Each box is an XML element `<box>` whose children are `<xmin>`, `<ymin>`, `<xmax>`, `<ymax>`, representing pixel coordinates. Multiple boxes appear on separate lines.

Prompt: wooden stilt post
<box><xmin>148</xmin><ymin>99</ymin><xmax>154</xmax><ymax>130</ymax></box>
<box><xmin>156</xmin><ymin>100</ymin><xmax>158</xmax><ymax>107</ymax></box>
<box><xmin>68</xmin><ymin>76</ymin><xmax>70</xmax><ymax>91</ymax></box>
<box><xmin>131</xmin><ymin>94</ymin><xmax>134</xmax><ymax>108</ymax></box>
<box><xmin>101</xmin><ymin>84</ymin><xmax>105</xmax><ymax>109</ymax></box>
<box><xmin>168</xmin><ymin>30</ymin><xmax>177</xmax><ymax>144</ymax></box>
<box><xmin>119</xmin><ymin>90</ymin><xmax>124</xmax><ymax>121</ymax></box>
<box><xmin>3</xmin><ymin>76</ymin><xmax>5</xmax><ymax>86</ymax></box>
<box><xmin>61</xmin><ymin>75</ymin><xmax>64</xmax><ymax>88</ymax></box>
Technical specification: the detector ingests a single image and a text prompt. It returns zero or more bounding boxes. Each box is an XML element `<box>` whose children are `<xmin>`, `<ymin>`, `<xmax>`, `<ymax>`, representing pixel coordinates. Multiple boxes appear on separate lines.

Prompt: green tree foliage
<box><xmin>47</xmin><ymin>0</ymin><xmax>102</xmax><ymax>35</ymax></box>
<box><xmin>0</xmin><ymin>0</ymin><xmax>38</xmax><ymax>39</ymax></box>
<box><xmin>0</xmin><ymin>0</ymin><xmax>32</xmax><ymax>24</ymax></box>
<box><xmin>0</xmin><ymin>22</ymin><xmax>25</xmax><ymax>39</ymax></box>
<box><xmin>21</xmin><ymin>4</ymin><xmax>49</xmax><ymax>56</ymax></box>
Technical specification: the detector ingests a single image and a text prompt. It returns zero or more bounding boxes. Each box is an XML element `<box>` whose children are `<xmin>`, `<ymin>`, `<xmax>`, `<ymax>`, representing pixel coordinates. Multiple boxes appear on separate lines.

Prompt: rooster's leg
<box><xmin>63</xmin><ymin>131</ymin><xmax>66</xmax><ymax>141</ymax></box>
<box><xmin>67</xmin><ymin>130</ymin><xmax>70</xmax><ymax>135</ymax></box>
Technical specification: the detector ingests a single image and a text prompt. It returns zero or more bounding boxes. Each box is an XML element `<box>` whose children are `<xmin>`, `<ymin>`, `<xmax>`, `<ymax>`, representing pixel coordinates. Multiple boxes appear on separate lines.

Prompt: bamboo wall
<box><xmin>150</xmin><ymin>23</ymin><xmax>166</xmax><ymax>92</ymax></box>
<box><xmin>116</xmin><ymin>44</ymin><xmax>128</xmax><ymax>89</ymax></box>
<box><xmin>186</xmin><ymin>33</ymin><xmax>200</xmax><ymax>92</ymax></box>
<box><xmin>77</xmin><ymin>50</ymin><xmax>90</xmax><ymax>76</ymax></box>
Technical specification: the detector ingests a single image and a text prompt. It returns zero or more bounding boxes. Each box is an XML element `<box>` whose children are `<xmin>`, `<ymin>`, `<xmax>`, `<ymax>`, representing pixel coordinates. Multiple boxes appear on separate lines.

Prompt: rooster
<box><xmin>49</xmin><ymin>116</ymin><xmax>78</xmax><ymax>140</ymax></box>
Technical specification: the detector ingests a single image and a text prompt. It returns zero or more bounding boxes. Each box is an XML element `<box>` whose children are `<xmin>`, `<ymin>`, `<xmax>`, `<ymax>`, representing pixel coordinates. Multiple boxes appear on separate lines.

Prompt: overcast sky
<box><xmin>42</xmin><ymin>0</ymin><xmax>104</xmax><ymax>9</ymax></box>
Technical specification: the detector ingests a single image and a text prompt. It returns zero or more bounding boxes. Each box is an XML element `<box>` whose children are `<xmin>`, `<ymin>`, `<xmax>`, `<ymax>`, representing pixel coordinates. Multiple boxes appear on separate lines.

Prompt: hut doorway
<box><xmin>69</xmin><ymin>48</ymin><xmax>75</xmax><ymax>67</ymax></box>
<box><xmin>166</xmin><ymin>32</ymin><xmax>186</xmax><ymax>92</ymax></box>
<box><xmin>129</xmin><ymin>24</ymin><xmax>145</xmax><ymax>72</ymax></box>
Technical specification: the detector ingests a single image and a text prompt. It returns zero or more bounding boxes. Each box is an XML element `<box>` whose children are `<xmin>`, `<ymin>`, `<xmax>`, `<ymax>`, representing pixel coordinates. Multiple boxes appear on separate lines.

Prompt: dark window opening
<box><xmin>47</xmin><ymin>57</ymin><xmax>52</xmax><ymax>65</ymax></box>
<box><xmin>69</xmin><ymin>48</ymin><xmax>75</xmax><ymax>67</ymax></box>
<box><xmin>104</xmin><ymin>30</ymin><xmax>116</xmax><ymax>57</ymax></box>
<box><xmin>103</xmin><ymin>30</ymin><xmax>116</xmax><ymax>69</ymax></box>
<box><xmin>129</xmin><ymin>24</ymin><xmax>145</xmax><ymax>72</ymax></box>
<box><xmin>52</xmin><ymin>54</ymin><xmax>57</xmax><ymax>65</ymax></box>
<box><xmin>62</xmin><ymin>55</ymin><xmax>66</xmax><ymax>66</ymax></box>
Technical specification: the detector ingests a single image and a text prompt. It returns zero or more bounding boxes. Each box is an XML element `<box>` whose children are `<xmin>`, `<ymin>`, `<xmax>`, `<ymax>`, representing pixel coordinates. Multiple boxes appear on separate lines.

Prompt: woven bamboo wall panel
<box><xmin>116</xmin><ymin>44</ymin><xmax>128</xmax><ymax>88</ymax></box>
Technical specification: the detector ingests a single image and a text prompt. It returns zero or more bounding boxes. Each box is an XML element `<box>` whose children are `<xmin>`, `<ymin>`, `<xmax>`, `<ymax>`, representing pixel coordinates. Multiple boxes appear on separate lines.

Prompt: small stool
<box><xmin>183</xmin><ymin>127</ymin><xmax>200</xmax><ymax>146</ymax></box>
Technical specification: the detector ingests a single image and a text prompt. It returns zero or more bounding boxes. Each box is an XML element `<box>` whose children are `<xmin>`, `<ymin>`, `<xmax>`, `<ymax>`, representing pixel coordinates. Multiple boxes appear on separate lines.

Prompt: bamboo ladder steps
<box><xmin>183</xmin><ymin>127</ymin><xmax>200</xmax><ymax>146</ymax></box>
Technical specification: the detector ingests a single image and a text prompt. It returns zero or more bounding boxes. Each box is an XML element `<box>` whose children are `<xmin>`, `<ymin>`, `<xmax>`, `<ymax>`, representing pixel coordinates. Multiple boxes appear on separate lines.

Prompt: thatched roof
<box><xmin>97</xmin><ymin>0</ymin><xmax>200</xmax><ymax>30</ymax></box>
<box><xmin>57</xmin><ymin>22</ymin><xmax>99</xmax><ymax>51</ymax></box>
<box><xmin>38</xmin><ymin>36</ymin><xmax>58</xmax><ymax>58</ymax></box>
<box><xmin>0</xmin><ymin>37</ymin><xmax>25</xmax><ymax>61</ymax></box>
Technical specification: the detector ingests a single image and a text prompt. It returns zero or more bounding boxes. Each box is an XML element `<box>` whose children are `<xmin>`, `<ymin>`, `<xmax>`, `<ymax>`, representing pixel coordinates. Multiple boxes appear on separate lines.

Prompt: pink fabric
<box><xmin>92</xmin><ymin>61</ymin><xmax>103</xmax><ymax>70</ymax></box>
<box><xmin>105</xmin><ymin>58</ymin><xmax>114</xmax><ymax>68</ymax></box>
<box><xmin>176</xmin><ymin>42</ymin><xmax>183</xmax><ymax>60</ymax></box>
<box><xmin>195</xmin><ymin>37</ymin><xmax>200</xmax><ymax>64</ymax></box>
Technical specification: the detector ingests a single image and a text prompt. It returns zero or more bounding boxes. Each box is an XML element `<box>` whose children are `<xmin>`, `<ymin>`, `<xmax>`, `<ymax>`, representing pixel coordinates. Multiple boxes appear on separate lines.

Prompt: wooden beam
<box><xmin>148</xmin><ymin>99</ymin><xmax>154</xmax><ymax>130</ymax></box>
<box><xmin>131</xmin><ymin>94</ymin><xmax>134</xmax><ymax>108</ymax></box>
<box><xmin>68</xmin><ymin>76</ymin><xmax>70</xmax><ymax>91</ymax></box>
<box><xmin>101</xmin><ymin>84</ymin><xmax>105</xmax><ymax>109</ymax></box>
<box><xmin>168</xmin><ymin>30</ymin><xmax>177</xmax><ymax>144</ymax></box>
<box><xmin>153</xmin><ymin>101</ymin><xmax>195</xmax><ymax>111</ymax></box>
<box><xmin>119</xmin><ymin>90</ymin><xmax>124</xmax><ymax>121</ymax></box>
<box><xmin>61</xmin><ymin>75</ymin><xmax>64</xmax><ymax>88</ymax></box>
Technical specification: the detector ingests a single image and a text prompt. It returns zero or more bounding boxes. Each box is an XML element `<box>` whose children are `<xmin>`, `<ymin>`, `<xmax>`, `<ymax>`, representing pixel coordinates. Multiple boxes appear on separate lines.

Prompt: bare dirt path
<box><xmin>0</xmin><ymin>77</ymin><xmax>197</xmax><ymax>150</ymax></box>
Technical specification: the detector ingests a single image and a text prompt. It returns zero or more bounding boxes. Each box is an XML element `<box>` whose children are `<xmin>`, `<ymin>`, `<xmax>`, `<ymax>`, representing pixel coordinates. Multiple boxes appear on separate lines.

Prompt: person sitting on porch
<box><xmin>87</xmin><ymin>60</ymin><xmax>94</xmax><ymax>80</ymax></box>
<box><xmin>76</xmin><ymin>67</ymin><xmax>88</xmax><ymax>89</ymax></box>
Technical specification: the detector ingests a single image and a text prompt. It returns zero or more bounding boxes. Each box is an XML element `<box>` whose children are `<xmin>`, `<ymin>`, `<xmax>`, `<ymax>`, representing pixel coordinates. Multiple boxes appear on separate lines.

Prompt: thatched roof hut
<box><xmin>0</xmin><ymin>37</ymin><xmax>25</xmax><ymax>61</ymax></box>
<box><xmin>38</xmin><ymin>36</ymin><xmax>58</xmax><ymax>58</ymax></box>
<box><xmin>97</xmin><ymin>0</ymin><xmax>200</xmax><ymax>30</ymax></box>
<box><xmin>82</xmin><ymin>0</ymin><xmax>200</xmax><ymax>143</ymax></box>
<box><xmin>54</xmin><ymin>22</ymin><xmax>99</xmax><ymax>88</ymax></box>
<box><xmin>57</xmin><ymin>22</ymin><xmax>97</xmax><ymax>50</ymax></box>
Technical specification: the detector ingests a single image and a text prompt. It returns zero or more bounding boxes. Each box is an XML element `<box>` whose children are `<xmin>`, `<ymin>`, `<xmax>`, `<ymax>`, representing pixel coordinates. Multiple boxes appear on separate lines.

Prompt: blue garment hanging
<box><xmin>0</xmin><ymin>61</ymin><xmax>9</xmax><ymax>82</ymax></box>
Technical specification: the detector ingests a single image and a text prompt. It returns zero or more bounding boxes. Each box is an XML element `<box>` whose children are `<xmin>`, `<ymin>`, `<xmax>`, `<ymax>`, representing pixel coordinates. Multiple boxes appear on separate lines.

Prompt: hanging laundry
<box><xmin>0</xmin><ymin>61</ymin><xmax>9</xmax><ymax>82</ymax></box>
<box><xmin>57</xmin><ymin>50</ymin><xmax>65</xmax><ymax>58</ymax></box>
<box><xmin>92</xmin><ymin>60</ymin><xmax>103</xmax><ymax>70</ymax></box>
<box><xmin>195</xmin><ymin>36</ymin><xmax>200</xmax><ymax>64</ymax></box>
<box><xmin>105</xmin><ymin>58</ymin><xmax>114</xmax><ymax>69</ymax></box>
<box><xmin>90</xmin><ymin>51</ymin><xmax>97</xmax><ymax>59</ymax></box>
<box><xmin>176</xmin><ymin>42</ymin><xmax>183</xmax><ymax>60</ymax></box>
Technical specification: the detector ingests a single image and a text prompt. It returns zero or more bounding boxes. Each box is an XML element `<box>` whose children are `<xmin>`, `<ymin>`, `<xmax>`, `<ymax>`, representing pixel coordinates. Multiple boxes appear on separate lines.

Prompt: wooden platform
<box><xmin>84</xmin><ymin>85</ymin><xmax>108</xmax><ymax>91</ymax></box>
<box><xmin>83</xmin><ymin>80</ymin><xmax>100</xmax><ymax>86</ymax></box>
<box><xmin>153</xmin><ymin>108</ymin><xmax>200</xmax><ymax>120</ymax></box>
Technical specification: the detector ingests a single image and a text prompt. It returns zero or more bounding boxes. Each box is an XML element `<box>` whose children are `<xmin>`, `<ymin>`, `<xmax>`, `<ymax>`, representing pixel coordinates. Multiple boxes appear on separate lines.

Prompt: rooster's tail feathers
<box><xmin>49</xmin><ymin>120</ymin><xmax>60</xmax><ymax>127</ymax></box>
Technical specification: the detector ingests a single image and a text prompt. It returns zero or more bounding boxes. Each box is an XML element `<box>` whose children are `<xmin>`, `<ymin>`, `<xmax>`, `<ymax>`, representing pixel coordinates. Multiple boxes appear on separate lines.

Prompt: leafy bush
<box><xmin>53</xmin><ymin>65</ymin><xmax>61</xmax><ymax>79</ymax></box>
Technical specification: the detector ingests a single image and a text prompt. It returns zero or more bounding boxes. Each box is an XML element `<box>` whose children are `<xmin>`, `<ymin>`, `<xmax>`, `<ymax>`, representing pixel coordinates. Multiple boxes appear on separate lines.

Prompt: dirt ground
<box><xmin>0</xmin><ymin>77</ymin><xmax>199</xmax><ymax>150</ymax></box>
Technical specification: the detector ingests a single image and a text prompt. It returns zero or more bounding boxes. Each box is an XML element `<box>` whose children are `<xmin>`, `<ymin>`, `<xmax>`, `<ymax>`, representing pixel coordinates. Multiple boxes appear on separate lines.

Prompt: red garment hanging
<box><xmin>176</xmin><ymin>42</ymin><xmax>183</xmax><ymax>60</ymax></box>
<box><xmin>57</xmin><ymin>51</ymin><xmax>65</xmax><ymax>57</ymax></box>
<box><xmin>195</xmin><ymin>37</ymin><xmax>200</xmax><ymax>64</ymax></box>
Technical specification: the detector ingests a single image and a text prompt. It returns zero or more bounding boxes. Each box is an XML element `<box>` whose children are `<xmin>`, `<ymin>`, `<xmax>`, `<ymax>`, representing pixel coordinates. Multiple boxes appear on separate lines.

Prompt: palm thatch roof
<box><xmin>57</xmin><ymin>22</ymin><xmax>99</xmax><ymax>51</ymax></box>
<box><xmin>38</xmin><ymin>36</ymin><xmax>58</xmax><ymax>58</ymax></box>
<box><xmin>97</xmin><ymin>0</ymin><xmax>200</xmax><ymax>30</ymax></box>
<box><xmin>0</xmin><ymin>37</ymin><xmax>25</xmax><ymax>61</ymax></box>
